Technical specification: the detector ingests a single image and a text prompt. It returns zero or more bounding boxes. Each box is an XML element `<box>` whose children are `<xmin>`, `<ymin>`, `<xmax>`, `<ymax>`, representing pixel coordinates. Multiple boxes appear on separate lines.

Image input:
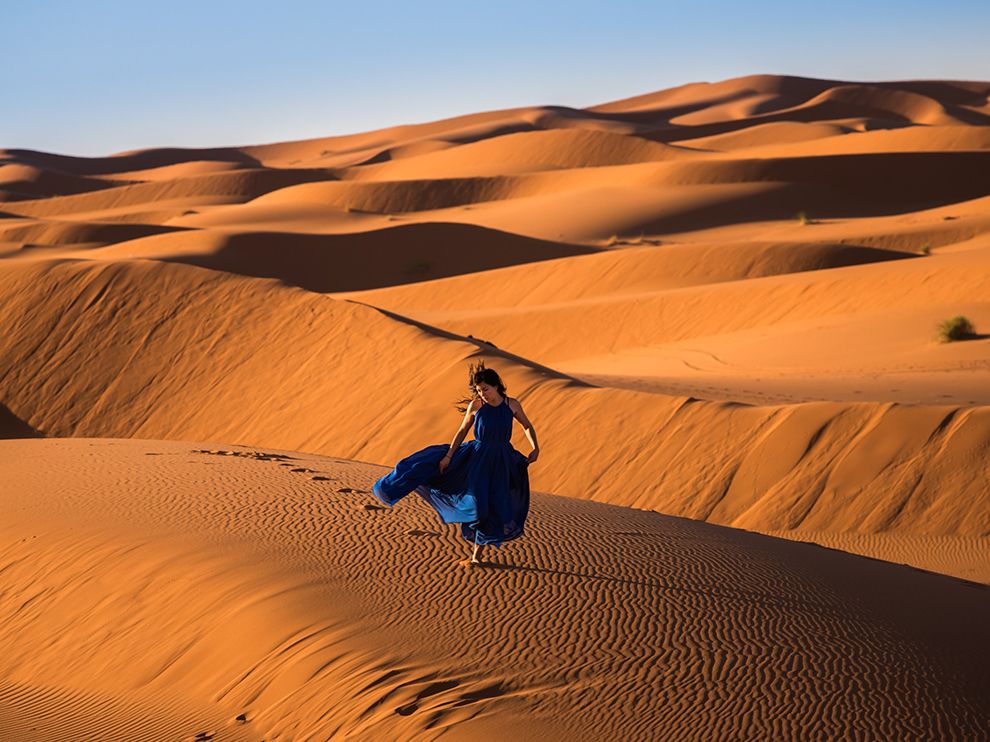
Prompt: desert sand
<box><xmin>1</xmin><ymin>438</ymin><xmax>989</xmax><ymax>740</ymax></box>
<box><xmin>2</xmin><ymin>73</ymin><xmax>990</xmax><ymax>739</ymax></box>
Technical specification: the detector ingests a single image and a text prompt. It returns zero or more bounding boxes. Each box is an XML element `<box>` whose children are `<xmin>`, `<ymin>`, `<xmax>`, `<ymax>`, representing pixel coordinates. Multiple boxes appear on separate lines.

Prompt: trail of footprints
<box><xmin>190</xmin><ymin>448</ymin><xmax>377</xmax><ymax>509</ymax></box>
<box><xmin>187</xmin><ymin>448</ymin><xmax>480</xmax><ymax>531</ymax></box>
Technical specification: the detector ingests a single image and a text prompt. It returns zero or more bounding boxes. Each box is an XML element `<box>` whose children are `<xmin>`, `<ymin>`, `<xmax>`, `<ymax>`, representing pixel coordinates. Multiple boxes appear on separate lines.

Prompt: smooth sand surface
<box><xmin>1</xmin><ymin>438</ymin><xmax>988</xmax><ymax>741</ymax></box>
<box><xmin>2</xmin><ymin>72</ymin><xmax>990</xmax><ymax>738</ymax></box>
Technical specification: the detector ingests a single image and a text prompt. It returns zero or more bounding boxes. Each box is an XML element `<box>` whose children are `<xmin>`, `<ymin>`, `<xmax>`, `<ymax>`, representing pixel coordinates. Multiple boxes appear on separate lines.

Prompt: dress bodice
<box><xmin>473</xmin><ymin>395</ymin><xmax>513</xmax><ymax>444</ymax></box>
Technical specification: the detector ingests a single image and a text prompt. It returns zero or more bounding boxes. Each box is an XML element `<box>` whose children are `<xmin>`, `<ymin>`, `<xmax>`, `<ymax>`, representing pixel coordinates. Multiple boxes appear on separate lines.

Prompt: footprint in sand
<box><xmin>406</xmin><ymin>528</ymin><xmax>440</xmax><ymax>537</ymax></box>
<box><xmin>311</xmin><ymin>475</ymin><xmax>331</xmax><ymax>481</ymax></box>
<box><xmin>290</xmin><ymin>467</ymin><xmax>312</xmax><ymax>473</ymax></box>
<box><xmin>363</xmin><ymin>503</ymin><xmax>387</xmax><ymax>511</ymax></box>
<box><xmin>338</xmin><ymin>487</ymin><xmax>368</xmax><ymax>494</ymax></box>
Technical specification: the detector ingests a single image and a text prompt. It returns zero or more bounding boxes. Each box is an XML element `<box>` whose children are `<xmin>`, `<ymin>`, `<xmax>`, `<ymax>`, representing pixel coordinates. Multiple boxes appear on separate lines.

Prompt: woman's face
<box><xmin>475</xmin><ymin>381</ymin><xmax>498</xmax><ymax>402</ymax></box>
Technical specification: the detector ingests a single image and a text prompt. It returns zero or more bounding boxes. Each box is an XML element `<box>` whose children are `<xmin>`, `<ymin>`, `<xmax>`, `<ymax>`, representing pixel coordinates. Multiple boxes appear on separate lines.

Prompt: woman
<box><xmin>372</xmin><ymin>360</ymin><xmax>540</xmax><ymax>565</ymax></box>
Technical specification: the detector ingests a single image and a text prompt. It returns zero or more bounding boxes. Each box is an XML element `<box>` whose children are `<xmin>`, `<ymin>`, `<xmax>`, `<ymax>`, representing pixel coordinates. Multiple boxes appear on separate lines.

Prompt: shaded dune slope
<box><xmin>0</xmin><ymin>168</ymin><xmax>334</xmax><ymax>219</ymax></box>
<box><xmin>0</xmin><ymin>402</ymin><xmax>40</xmax><ymax>439</ymax></box>
<box><xmin>84</xmin><ymin>222</ymin><xmax>600</xmax><ymax>291</ymax></box>
<box><xmin>0</xmin><ymin>220</ymin><xmax>186</xmax><ymax>249</ymax></box>
<box><xmin>0</xmin><ymin>164</ymin><xmax>127</xmax><ymax>202</ymax></box>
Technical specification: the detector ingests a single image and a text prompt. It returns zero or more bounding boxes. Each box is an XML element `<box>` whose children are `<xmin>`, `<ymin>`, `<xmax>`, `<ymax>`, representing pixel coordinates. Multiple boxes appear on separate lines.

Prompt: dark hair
<box><xmin>454</xmin><ymin>359</ymin><xmax>506</xmax><ymax>413</ymax></box>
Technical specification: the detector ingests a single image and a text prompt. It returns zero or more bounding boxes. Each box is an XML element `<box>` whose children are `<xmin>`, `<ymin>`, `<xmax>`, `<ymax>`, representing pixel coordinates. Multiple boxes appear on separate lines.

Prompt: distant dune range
<box><xmin>3</xmin><ymin>71</ymin><xmax>990</xmax><ymax>741</ymax></box>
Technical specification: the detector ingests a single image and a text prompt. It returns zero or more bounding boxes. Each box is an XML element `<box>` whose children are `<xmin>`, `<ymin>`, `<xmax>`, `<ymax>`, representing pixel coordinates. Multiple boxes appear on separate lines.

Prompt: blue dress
<box><xmin>372</xmin><ymin>395</ymin><xmax>530</xmax><ymax>546</ymax></box>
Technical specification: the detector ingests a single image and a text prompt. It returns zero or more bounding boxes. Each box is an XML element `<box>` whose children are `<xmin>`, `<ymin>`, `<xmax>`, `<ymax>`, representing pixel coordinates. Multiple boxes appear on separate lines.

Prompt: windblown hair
<box><xmin>454</xmin><ymin>359</ymin><xmax>507</xmax><ymax>414</ymax></box>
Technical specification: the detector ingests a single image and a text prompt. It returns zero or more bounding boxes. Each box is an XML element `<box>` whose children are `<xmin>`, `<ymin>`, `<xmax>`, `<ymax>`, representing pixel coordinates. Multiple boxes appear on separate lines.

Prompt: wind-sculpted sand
<box><xmin>2</xmin><ymin>72</ymin><xmax>990</xmax><ymax>738</ymax></box>
<box><xmin>0</xmin><ymin>438</ymin><xmax>988</xmax><ymax>741</ymax></box>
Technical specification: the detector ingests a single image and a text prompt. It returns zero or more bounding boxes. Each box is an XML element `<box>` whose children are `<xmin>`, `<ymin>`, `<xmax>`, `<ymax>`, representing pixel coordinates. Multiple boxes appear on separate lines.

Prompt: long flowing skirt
<box><xmin>372</xmin><ymin>439</ymin><xmax>530</xmax><ymax>546</ymax></box>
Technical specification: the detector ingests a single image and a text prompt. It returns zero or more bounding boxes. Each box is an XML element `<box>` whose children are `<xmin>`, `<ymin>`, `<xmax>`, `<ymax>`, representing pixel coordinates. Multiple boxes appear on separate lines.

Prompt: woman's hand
<box><xmin>438</xmin><ymin>454</ymin><xmax>452</xmax><ymax>473</ymax></box>
<box><xmin>527</xmin><ymin>450</ymin><xmax>539</xmax><ymax>465</ymax></box>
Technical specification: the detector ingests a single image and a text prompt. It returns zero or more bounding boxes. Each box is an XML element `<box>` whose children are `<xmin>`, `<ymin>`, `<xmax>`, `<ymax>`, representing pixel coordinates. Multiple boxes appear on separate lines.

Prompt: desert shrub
<box><xmin>937</xmin><ymin>315</ymin><xmax>975</xmax><ymax>342</ymax></box>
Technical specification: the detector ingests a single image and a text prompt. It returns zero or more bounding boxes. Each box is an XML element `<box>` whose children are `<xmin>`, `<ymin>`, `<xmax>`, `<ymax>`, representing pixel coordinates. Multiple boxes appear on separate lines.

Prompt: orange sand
<box><xmin>1</xmin><ymin>438</ymin><xmax>989</xmax><ymax>740</ymax></box>
<box><xmin>2</xmin><ymin>73</ymin><xmax>990</xmax><ymax>738</ymax></box>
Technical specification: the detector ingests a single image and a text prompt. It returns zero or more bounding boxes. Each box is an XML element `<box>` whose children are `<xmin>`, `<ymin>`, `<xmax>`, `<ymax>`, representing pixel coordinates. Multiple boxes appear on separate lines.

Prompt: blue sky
<box><xmin>3</xmin><ymin>1</ymin><xmax>987</xmax><ymax>156</ymax></box>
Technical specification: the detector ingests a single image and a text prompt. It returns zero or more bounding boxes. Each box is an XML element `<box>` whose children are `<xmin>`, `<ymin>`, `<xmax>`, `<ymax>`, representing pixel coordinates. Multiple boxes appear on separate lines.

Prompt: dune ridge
<box><xmin>0</xmin><ymin>257</ymin><xmax>987</xmax><ymax>542</ymax></box>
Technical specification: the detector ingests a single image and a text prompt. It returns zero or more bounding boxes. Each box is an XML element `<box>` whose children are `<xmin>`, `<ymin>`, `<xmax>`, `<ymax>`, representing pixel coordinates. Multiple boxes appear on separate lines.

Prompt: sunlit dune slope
<box><xmin>0</xmin><ymin>438</ymin><xmax>988</xmax><ymax>741</ymax></box>
<box><xmin>0</xmin><ymin>258</ymin><xmax>988</xmax><ymax>545</ymax></box>
<box><xmin>341</xmin><ymin>129</ymin><xmax>697</xmax><ymax>181</ymax></box>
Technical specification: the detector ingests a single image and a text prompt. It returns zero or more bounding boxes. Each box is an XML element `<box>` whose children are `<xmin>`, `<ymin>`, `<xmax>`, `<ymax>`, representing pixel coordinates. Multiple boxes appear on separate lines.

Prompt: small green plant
<box><xmin>796</xmin><ymin>211</ymin><xmax>816</xmax><ymax>225</ymax></box>
<box><xmin>918</xmin><ymin>243</ymin><xmax>931</xmax><ymax>255</ymax></box>
<box><xmin>606</xmin><ymin>234</ymin><xmax>620</xmax><ymax>246</ymax></box>
<box><xmin>936</xmin><ymin>315</ymin><xmax>975</xmax><ymax>343</ymax></box>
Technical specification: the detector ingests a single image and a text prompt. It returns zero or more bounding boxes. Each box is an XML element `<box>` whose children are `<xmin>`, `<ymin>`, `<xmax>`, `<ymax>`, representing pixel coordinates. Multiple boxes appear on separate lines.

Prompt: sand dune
<box><xmin>1</xmin><ymin>168</ymin><xmax>334</xmax><ymax>219</ymax></box>
<box><xmin>0</xmin><ymin>219</ymin><xmax>184</xmax><ymax>249</ymax></box>
<box><xmin>759</xmin><ymin>529</ymin><xmax>990</xmax><ymax>584</ymax></box>
<box><xmin>334</xmin><ymin>239</ymin><xmax>916</xmax><ymax>304</ymax></box>
<box><xmin>0</xmin><ymin>437</ymin><xmax>988</xmax><ymax>740</ymax></box>
<box><xmin>83</xmin><ymin>222</ymin><xmax>600</xmax><ymax>291</ymax></box>
<box><xmin>0</xmin><ymin>145</ymin><xmax>258</xmax><ymax>176</ymax></box>
<box><xmin>0</xmin><ymin>403</ymin><xmax>39</xmax><ymax>439</ymax></box>
<box><xmin>2</xmin><ymin>72</ymin><xmax>990</xmax><ymax>738</ymax></box>
<box><xmin>1</xmin><ymin>256</ymin><xmax>987</xmax><ymax>543</ymax></box>
<box><xmin>675</xmin><ymin>120</ymin><xmax>854</xmax><ymax>152</ymax></box>
<box><xmin>340</xmin><ymin>238</ymin><xmax>989</xmax><ymax>371</ymax></box>
<box><xmin>658</xmin><ymin>151</ymin><xmax>990</xmax><ymax>212</ymax></box>
<box><xmin>342</xmin><ymin>129</ymin><xmax>697</xmax><ymax>181</ymax></box>
<box><xmin>587</xmin><ymin>73</ymin><xmax>840</xmax><ymax>116</ymax></box>
<box><xmin>717</xmin><ymin>123</ymin><xmax>990</xmax><ymax>157</ymax></box>
<box><xmin>1</xmin><ymin>74</ymin><xmax>988</xmax><ymax>538</ymax></box>
<box><xmin>0</xmin><ymin>163</ymin><xmax>125</xmax><ymax>201</ymax></box>
<box><xmin>589</xmin><ymin>76</ymin><xmax>990</xmax><ymax>144</ymax></box>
